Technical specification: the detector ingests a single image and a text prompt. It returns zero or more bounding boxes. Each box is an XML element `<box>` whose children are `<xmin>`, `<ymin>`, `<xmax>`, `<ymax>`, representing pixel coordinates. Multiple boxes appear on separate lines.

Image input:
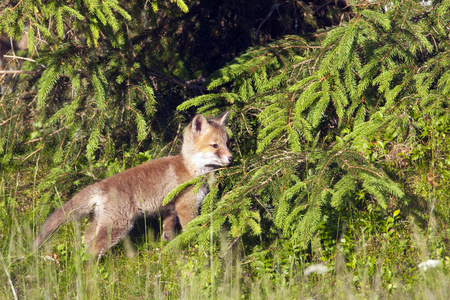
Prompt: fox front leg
<box><xmin>161</xmin><ymin>212</ymin><xmax>178</xmax><ymax>241</ymax></box>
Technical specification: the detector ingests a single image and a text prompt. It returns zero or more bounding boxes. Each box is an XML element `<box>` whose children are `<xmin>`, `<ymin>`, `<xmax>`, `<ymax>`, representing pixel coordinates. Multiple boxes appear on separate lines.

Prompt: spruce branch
<box><xmin>144</xmin><ymin>68</ymin><xmax>217</xmax><ymax>93</ymax></box>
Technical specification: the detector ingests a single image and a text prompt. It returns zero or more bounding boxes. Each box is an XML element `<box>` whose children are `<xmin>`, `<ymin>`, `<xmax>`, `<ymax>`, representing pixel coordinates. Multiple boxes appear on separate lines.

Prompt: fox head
<box><xmin>182</xmin><ymin>111</ymin><xmax>233</xmax><ymax>174</ymax></box>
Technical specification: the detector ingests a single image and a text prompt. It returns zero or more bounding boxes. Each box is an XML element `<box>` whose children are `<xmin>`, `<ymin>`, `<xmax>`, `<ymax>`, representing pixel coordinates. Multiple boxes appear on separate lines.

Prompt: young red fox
<box><xmin>34</xmin><ymin>111</ymin><xmax>233</xmax><ymax>257</ymax></box>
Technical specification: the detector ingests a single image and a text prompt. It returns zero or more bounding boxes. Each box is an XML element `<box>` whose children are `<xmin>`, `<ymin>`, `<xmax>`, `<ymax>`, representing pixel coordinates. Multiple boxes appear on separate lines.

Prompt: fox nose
<box><xmin>228</xmin><ymin>156</ymin><xmax>234</xmax><ymax>164</ymax></box>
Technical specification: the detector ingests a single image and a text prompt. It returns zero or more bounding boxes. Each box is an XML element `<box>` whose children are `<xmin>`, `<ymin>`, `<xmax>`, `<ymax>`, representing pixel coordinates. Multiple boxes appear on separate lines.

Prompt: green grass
<box><xmin>1</xmin><ymin>162</ymin><xmax>449</xmax><ymax>299</ymax></box>
<box><xmin>1</xmin><ymin>219</ymin><xmax>449</xmax><ymax>299</ymax></box>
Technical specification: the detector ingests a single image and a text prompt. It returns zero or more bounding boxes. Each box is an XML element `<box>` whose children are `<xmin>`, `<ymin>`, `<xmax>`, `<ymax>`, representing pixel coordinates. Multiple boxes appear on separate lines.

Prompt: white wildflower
<box><xmin>418</xmin><ymin>259</ymin><xmax>441</xmax><ymax>271</ymax></box>
<box><xmin>304</xmin><ymin>264</ymin><xmax>329</xmax><ymax>276</ymax></box>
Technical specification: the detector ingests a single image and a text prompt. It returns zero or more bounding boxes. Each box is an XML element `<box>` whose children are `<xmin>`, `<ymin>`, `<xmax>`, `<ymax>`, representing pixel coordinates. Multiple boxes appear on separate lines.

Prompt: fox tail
<box><xmin>34</xmin><ymin>187</ymin><xmax>94</xmax><ymax>249</ymax></box>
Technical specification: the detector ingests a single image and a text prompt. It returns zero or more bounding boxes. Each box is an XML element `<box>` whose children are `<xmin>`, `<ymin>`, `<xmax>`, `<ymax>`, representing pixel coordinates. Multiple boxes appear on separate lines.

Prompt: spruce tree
<box><xmin>176</xmin><ymin>0</ymin><xmax>450</xmax><ymax>255</ymax></box>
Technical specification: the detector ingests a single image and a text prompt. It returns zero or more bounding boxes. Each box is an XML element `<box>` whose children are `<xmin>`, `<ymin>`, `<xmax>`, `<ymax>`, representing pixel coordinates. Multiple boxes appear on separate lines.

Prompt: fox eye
<box><xmin>211</xmin><ymin>143</ymin><xmax>219</xmax><ymax>149</ymax></box>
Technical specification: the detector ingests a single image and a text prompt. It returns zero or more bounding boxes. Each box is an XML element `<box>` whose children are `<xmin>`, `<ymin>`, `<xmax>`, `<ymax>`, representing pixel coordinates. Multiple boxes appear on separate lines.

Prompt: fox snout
<box><xmin>222</xmin><ymin>152</ymin><xmax>233</xmax><ymax>166</ymax></box>
<box><xmin>203</xmin><ymin>146</ymin><xmax>233</xmax><ymax>168</ymax></box>
<box><xmin>213</xmin><ymin>142</ymin><xmax>233</xmax><ymax>166</ymax></box>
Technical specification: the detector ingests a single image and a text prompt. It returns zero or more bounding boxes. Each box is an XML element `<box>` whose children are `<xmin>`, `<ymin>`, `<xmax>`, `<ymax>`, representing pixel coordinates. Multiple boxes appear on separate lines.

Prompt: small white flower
<box><xmin>418</xmin><ymin>259</ymin><xmax>441</xmax><ymax>271</ymax></box>
<box><xmin>43</xmin><ymin>255</ymin><xmax>55</xmax><ymax>262</ymax></box>
<box><xmin>304</xmin><ymin>264</ymin><xmax>329</xmax><ymax>276</ymax></box>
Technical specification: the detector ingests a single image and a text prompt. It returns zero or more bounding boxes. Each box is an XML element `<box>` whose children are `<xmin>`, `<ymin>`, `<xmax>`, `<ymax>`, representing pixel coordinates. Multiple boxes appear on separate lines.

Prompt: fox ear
<box><xmin>192</xmin><ymin>114</ymin><xmax>209</xmax><ymax>133</ymax></box>
<box><xmin>214</xmin><ymin>110</ymin><xmax>230</xmax><ymax>126</ymax></box>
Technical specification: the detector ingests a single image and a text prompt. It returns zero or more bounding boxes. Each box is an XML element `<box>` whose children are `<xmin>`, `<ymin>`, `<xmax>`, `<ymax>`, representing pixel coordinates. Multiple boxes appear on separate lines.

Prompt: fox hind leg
<box><xmin>84</xmin><ymin>215</ymin><xmax>98</xmax><ymax>245</ymax></box>
<box><xmin>87</xmin><ymin>219</ymin><xmax>134</xmax><ymax>257</ymax></box>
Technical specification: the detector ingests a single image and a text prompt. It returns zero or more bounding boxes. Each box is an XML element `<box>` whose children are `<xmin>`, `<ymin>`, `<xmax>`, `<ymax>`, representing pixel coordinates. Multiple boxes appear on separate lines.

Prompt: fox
<box><xmin>34</xmin><ymin>111</ymin><xmax>233</xmax><ymax>257</ymax></box>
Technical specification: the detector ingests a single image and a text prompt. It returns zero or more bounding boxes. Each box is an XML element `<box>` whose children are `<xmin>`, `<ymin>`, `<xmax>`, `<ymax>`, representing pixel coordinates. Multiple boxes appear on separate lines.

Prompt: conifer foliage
<box><xmin>0</xmin><ymin>0</ymin><xmax>189</xmax><ymax>169</ymax></box>
<box><xmin>177</xmin><ymin>0</ymin><xmax>450</xmax><ymax>250</ymax></box>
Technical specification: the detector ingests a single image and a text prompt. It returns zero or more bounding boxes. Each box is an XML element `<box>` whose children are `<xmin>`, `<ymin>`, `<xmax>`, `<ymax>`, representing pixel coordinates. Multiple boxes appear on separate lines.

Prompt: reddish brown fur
<box><xmin>34</xmin><ymin>112</ymin><xmax>233</xmax><ymax>257</ymax></box>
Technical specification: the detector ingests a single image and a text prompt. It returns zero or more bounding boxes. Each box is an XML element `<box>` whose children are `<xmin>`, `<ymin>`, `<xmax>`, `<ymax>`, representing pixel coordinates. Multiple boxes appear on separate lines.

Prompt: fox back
<box><xmin>34</xmin><ymin>111</ymin><xmax>233</xmax><ymax>256</ymax></box>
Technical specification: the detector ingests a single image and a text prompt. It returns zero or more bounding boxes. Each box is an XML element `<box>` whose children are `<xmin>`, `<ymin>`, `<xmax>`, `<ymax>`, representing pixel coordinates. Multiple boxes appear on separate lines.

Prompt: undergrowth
<box><xmin>1</xmin><ymin>151</ymin><xmax>449</xmax><ymax>299</ymax></box>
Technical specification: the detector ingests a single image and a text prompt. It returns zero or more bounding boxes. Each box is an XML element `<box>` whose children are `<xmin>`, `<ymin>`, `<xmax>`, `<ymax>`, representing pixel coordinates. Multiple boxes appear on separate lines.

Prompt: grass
<box><xmin>1</xmin><ymin>239</ymin><xmax>450</xmax><ymax>299</ymax></box>
<box><xmin>1</xmin><ymin>220</ymin><xmax>449</xmax><ymax>299</ymax></box>
<box><xmin>1</xmin><ymin>160</ymin><xmax>449</xmax><ymax>299</ymax></box>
